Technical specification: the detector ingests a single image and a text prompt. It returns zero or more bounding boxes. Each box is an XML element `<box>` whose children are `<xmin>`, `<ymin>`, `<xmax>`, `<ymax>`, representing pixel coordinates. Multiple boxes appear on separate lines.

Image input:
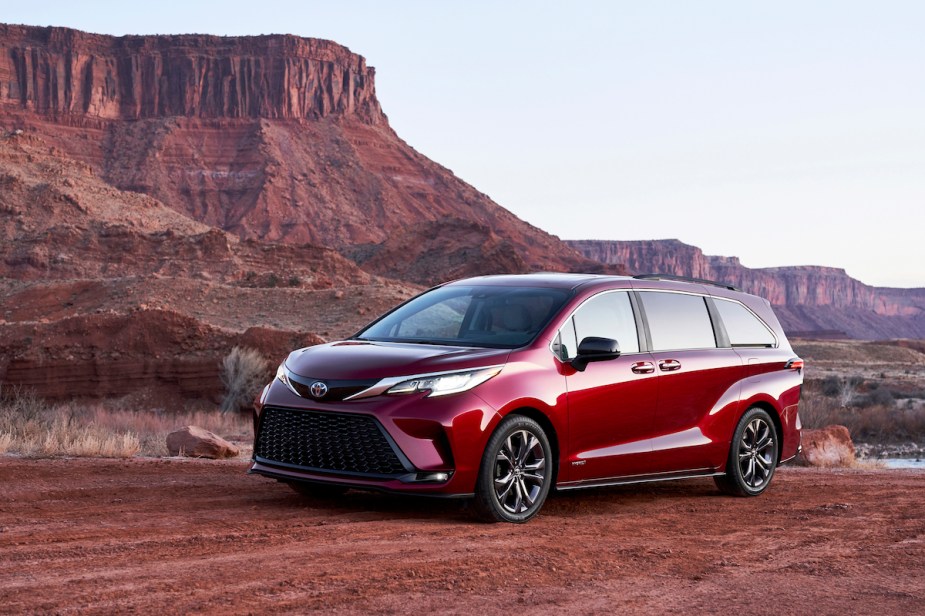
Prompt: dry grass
<box><xmin>88</xmin><ymin>407</ymin><xmax>252</xmax><ymax>456</ymax></box>
<box><xmin>851</xmin><ymin>458</ymin><xmax>887</xmax><ymax>470</ymax></box>
<box><xmin>0</xmin><ymin>386</ymin><xmax>251</xmax><ymax>458</ymax></box>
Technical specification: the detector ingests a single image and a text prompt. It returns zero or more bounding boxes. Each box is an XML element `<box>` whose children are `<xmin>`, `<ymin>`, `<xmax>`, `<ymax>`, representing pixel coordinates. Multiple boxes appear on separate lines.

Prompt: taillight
<box><xmin>785</xmin><ymin>358</ymin><xmax>804</xmax><ymax>371</ymax></box>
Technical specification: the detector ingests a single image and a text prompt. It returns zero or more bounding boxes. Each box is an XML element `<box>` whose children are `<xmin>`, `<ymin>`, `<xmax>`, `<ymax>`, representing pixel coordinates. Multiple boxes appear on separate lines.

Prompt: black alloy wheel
<box><xmin>715</xmin><ymin>407</ymin><xmax>779</xmax><ymax>496</ymax></box>
<box><xmin>473</xmin><ymin>415</ymin><xmax>553</xmax><ymax>523</ymax></box>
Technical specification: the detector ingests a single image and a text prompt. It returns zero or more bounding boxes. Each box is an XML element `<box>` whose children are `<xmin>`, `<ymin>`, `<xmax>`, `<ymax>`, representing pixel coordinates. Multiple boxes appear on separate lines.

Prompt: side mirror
<box><xmin>571</xmin><ymin>337</ymin><xmax>621</xmax><ymax>372</ymax></box>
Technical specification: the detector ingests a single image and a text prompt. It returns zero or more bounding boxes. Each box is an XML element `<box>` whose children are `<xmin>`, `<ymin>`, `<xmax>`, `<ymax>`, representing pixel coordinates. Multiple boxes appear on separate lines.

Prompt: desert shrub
<box><xmin>267</xmin><ymin>274</ymin><xmax>279</xmax><ymax>288</ymax></box>
<box><xmin>288</xmin><ymin>276</ymin><xmax>300</xmax><ymax>287</ymax></box>
<box><xmin>893</xmin><ymin>388</ymin><xmax>925</xmax><ymax>400</ymax></box>
<box><xmin>821</xmin><ymin>376</ymin><xmax>842</xmax><ymax>397</ymax></box>
<box><xmin>800</xmin><ymin>384</ymin><xmax>925</xmax><ymax>443</ymax></box>
<box><xmin>220</xmin><ymin>346</ymin><xmax>270</xmax><ymax>414</ymax></box>
<box><xmin>855</xmin><ymin>388</ymin><xmax>895</xmax><ymax>409</ymax></box>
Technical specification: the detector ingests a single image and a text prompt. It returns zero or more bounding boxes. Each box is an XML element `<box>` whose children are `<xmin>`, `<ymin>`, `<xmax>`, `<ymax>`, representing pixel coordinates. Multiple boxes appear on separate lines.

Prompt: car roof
<box><xmin>444</xmin><ymin>273</ymin><xmax>631</xmax><ymax>290</ymax></box>
<box><xmin>444</xmin><ymin>272</ymin><xmax>764</xmax><ymax>301</ymax></box>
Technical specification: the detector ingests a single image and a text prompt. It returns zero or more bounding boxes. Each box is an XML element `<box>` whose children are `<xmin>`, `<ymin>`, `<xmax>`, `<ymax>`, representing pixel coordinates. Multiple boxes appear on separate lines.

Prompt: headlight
<box><xmin>386</xmin><ymin>367</ymin><xmax>502</xmax><ymax>398</ymax></box>
<box><xmin>276</xmin><ymin>363</ymin><xmax>291</xmax><ymax>388</ymax></box>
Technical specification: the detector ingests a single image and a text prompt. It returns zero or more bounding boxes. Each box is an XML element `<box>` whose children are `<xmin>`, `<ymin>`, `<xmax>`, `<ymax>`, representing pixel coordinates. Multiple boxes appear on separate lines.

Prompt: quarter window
<box><xmin>553</xmin><ymin>318</ymin><xmax>578</xmax><ymax>361</ymax></box>
<box><xmin>639</xmin><ymin>291</ymin><xmax>717</xmax><ymax>351</ymax></box>
<box><xmin>715</xmin><ymin>299</ymin><xmax>776</xmax><ymax>347</ymax></box>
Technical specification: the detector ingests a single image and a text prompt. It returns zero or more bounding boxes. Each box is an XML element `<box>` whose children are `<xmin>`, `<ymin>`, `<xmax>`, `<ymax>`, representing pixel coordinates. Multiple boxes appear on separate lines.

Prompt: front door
<box><xmin>560</xmin><ymin>291</ymin><xmax>660</xmax><ymax>481</ymax></box>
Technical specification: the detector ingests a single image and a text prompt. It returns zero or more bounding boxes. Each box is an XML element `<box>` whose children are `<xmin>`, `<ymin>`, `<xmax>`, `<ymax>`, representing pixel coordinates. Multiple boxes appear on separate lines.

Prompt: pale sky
<box><xmin>5</xmin><ymin>1</ymin><xmax>924</xmax><ymax>287</ymax></box>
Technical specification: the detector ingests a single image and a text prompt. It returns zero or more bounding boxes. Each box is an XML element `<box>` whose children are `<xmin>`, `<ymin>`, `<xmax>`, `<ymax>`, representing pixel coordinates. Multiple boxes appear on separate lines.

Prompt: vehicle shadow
<box><xmin>250</xmin><ymin>475</ymin><xmax>726</xmax><ymax>523</ymax></box>
<box><xmin>252</xmin><ymin>478</ymin><xmax>473</xmax><ymax>522</ymax></box>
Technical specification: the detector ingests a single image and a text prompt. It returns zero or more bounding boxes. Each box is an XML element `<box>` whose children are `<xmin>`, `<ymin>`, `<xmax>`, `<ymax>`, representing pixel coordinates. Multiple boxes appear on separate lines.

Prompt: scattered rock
<box><xmin>798</xmin><ymin>425</ymin><xmax>856</xmax><ymax>467</ymax></box>
<box><xmin>166</xmin><ymin>426</ymin><xmax>239</xmax><ymax>459</ymax></box>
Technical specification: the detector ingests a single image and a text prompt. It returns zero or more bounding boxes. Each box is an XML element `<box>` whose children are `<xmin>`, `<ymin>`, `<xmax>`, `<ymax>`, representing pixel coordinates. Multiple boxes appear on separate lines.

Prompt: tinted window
<box><xmin>357</xmin><ymin>285</ymin><xmax>570</xmax><ymax>349</ymax></box>
<box><xmin>639</xmin><ymin>291</ymin><xmax>717</xmax><ymax>351</ymax></box>
<box><xmin>715</xmin><ymin>299</ymin><xmax>776</xmax><ymax>347</ymax></box>
<box><xmin>563</xmin><ymin>291</ymin><xmax>639</xmax><ymax>357</ymax></box>
<box><xmin>395</xmin><ymin>295</ymin><xmax>471</xmax><ymax>339</ymax></box>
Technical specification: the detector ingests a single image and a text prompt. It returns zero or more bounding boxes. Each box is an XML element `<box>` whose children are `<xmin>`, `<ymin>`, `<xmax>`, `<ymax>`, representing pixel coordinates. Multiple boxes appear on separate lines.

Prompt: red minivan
<box><xmin>251</xmin><ymin>274</ymin><xmax>803</xmax><ymax>522</ymax></box>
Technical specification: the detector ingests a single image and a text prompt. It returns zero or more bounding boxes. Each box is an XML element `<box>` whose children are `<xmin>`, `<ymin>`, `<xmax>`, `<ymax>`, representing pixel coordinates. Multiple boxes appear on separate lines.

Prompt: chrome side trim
<box><xmin>557</xmin><ymin>468</ymin><xmax>722</xmax><ymax>491</ymax></box>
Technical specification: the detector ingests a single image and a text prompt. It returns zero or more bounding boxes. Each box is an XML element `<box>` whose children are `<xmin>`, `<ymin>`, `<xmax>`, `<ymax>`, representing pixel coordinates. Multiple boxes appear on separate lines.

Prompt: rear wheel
<box><xmin>472</xmin><ymin>415</ymin><xmax>553</xmax><ymax>523</ymax></box>
<box><xmin>715</xmin><ymin>407</ymin><xmax>779</xmax><ymax>496</ymax></box>
<box><xmin>287</xmin><ymin>481</ymin><xmax>348</xmax><ymax>499</ymax></box>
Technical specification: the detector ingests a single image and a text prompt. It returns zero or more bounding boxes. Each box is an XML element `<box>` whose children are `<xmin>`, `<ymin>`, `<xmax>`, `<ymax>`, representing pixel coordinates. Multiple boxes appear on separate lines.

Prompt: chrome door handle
<box><xmin>658</xmin><ymin>359</ymin><xmax>682</xmax><ymax>372</ymax></box>
<box><xmin>631</xmin><ymin>361</ymin><xmax>655</xmax><ymax>374</ymax></box>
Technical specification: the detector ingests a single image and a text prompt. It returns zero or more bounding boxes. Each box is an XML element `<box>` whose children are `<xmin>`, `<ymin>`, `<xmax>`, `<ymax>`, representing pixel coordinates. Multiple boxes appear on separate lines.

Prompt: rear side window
<box><xmin>639</xmin><ymin>291</ymin><xmax>717</xmax><ymax>351</ymax></box>
<box><xmin>715</xmin><ymin>298</ymin><xmax>776</xmax><ymax>347</ymax></box>
<box><xmin>554</xmin><ymin>291</ymin><xmax>639</xmax><ymax>360</ymax></box>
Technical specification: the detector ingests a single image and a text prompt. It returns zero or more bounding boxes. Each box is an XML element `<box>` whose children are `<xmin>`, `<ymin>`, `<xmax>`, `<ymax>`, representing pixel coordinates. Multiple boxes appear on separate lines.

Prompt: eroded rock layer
<box><xmin>568</xmin><ymin>239</ymin><xmax>925</xmax><ymax>339</ymax></box>
<box><xmin>0</xmin><ymin>24</ymin><xmax>606</xmax><ymax>281</ymax></box>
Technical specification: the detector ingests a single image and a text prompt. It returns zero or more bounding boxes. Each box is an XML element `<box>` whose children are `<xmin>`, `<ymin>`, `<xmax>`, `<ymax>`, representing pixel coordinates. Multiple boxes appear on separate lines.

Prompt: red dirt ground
<box><xmin>1</xmin><ymin>459</ymin><xmax>923</xmax><ymax>614</ymax></box>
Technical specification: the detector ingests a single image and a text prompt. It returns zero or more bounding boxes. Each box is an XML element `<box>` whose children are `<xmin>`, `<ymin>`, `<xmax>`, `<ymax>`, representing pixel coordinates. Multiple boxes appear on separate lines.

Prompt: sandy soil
<box><xmin>1</xmin><ymin>459</ymin><xmax>923</xmax><ymax>614</ymax></box>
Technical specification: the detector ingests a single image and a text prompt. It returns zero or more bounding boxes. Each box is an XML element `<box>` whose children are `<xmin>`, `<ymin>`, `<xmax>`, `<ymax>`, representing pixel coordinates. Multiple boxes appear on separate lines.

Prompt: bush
<box><xmin>821</xmin><ymin>376</ymin><xmax>842</xmax><ymax>397</ymax></box>
<box><xmin>856</xmin><ymin>388</ymin><xmax>895</xmax><ymax>409</ymax></box>
<box><xmin>220</xmin><ymin>346</ymin><xmax>270</xmax><ymax>414</ymax></box>
<box><xmin>800</xmin><ymin>383</ymin><xmax>925</xmax><ymax>442</ymax></box>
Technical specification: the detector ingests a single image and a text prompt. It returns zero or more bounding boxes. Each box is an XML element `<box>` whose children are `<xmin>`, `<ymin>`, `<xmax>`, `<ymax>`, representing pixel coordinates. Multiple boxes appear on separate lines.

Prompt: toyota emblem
<box><xmin>309</xmin><ymin>381</ymin><xmax>328</xmax><ymax>398</ymax></box>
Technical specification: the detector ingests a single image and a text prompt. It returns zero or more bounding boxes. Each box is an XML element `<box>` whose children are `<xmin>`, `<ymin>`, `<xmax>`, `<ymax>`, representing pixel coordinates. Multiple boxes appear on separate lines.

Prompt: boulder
<box><xmin>798</xmin><ymin>425</ymin><xmax>856</xmax><ymax>467</ymax></box>
<box><xmin>166</xmin><ymin>426</ymin><xmax>239</xmax><ymax>459</ymax></box>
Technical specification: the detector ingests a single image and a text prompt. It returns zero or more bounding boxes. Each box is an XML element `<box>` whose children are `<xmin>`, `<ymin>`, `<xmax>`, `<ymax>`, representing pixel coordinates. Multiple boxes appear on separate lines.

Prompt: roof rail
<box><xmin>633</xmin><ymin>273</ymin><xmax>741</xmax><ymax>292</ymax></box>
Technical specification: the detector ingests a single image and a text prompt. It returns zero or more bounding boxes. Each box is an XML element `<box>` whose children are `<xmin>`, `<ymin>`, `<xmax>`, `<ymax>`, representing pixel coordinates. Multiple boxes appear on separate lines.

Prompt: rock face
<box><xmin>798</xmin><ymin>425</ymin><xmax>856</xmax><ymax>468</ymax></box>
<box><xmin>0</xmin><ymin>130</ymin><xmax>416</xmax><ymax>401</ymax></box>
<box><xmin>0</xmin><ymin>24</ymin><xmax>383</xmax><ymax>121</ymax></box>
<box><xmin>568</xmin><ymin>239</ymin><xmax>925</xmax><ymax>340</ymax></box>
<box><xmin>166</xmin><ymin>426</ymin><xmax>239</xmax><ymax>459</ymax></box>
<box><xmin>352</xmin><ymin>218</ymin><xmax>620</xmax><ymax>285</ymax></box>
<box><xmin>0</xmin><ymin>24</ymin><xmax>603</xmax><ymax>278</ymax></box>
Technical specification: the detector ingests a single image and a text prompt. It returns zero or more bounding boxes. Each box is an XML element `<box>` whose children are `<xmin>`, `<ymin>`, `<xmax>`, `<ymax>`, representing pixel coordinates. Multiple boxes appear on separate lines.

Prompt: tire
<box><xmin>287</xmin><ymin>481</ymin><xmax>348</xmax><ymax>499</ymax></box>
<box><xmin>715</xmin><ymin>407</ymin><xmax>779</xmax><ymax>496</ymax></box>
<box><xmin>472</xmin><ymin>415</ymin><xmax>553</xmax><ymax>523</ymax></box>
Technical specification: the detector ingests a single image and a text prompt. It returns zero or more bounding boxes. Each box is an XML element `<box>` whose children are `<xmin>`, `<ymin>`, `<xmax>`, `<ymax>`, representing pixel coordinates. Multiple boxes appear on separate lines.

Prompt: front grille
<box><xmin>255</xmin><ymin>406</ymin><xmax>408</xmax><ymax>476</ymax></box>
<box><xmin>286</xmin><ymin>372</ymin><xmax>378</xmax><ymax>402</ymax></box>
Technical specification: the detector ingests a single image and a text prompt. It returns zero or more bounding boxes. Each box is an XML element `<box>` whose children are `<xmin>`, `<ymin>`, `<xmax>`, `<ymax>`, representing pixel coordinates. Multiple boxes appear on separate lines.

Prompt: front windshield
<box><xmin>355</xmin><ymin>285</ymin><xmax>571</xmax><ymax>349</ymax></box>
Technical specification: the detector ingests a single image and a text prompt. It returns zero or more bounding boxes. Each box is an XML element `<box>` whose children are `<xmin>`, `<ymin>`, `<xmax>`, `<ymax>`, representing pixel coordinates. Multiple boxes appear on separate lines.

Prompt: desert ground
<box><xmin>1</xmin><ymin>458</ymin><xmax>922</xmax><ymax>614</ymax></box>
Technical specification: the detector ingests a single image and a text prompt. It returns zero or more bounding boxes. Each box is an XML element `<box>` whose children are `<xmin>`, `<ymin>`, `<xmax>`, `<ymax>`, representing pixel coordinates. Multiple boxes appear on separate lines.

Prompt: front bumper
<box><xmin>250</xmin><ymin>379</ymin><xmax>500</xmax><ymax>496</ymax></box>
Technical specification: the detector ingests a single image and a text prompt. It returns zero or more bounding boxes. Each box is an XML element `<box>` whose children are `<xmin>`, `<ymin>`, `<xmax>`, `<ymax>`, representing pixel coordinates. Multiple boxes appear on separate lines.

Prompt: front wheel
<box><xmin>715</xmin><ymin>407</ymin><xmax>779</xmax><ymax>496</ymax></box>
<box><xmin>472</xmin><ymin>415</ymin><xmax>553</xmax><ymax>523</ymax></box>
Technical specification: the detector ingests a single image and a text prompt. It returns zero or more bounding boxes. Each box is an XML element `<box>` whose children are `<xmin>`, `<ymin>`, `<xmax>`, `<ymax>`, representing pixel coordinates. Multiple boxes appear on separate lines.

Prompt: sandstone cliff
<box><xmin>0</xmin><ymin>24</ymin><xmax>605</xmax><ymax>281</ymax></box>
<box><xmin>0</xmin><ymin>24</ymin><xmax>383</xmax><ymax>121</ymax></box>
<box><xmin>568</xmin><ymin>239</ymin><xmax>925</xmax><ymax>339</ymax></box>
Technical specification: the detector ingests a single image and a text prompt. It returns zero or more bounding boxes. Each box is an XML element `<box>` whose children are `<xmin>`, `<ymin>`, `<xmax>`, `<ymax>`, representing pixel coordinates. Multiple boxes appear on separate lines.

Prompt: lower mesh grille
<box><xmin>255</xmin><ymin>406</ymin><xmax>408</xmax><ymax>476</ymax></box>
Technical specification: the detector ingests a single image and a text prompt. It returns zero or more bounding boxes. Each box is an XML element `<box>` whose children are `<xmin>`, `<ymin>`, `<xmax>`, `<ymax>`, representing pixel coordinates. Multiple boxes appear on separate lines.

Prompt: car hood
<box><xmin>284</xmin><ymin>341</ymin><xmax>512</xmax><ymax>380</ymax></box>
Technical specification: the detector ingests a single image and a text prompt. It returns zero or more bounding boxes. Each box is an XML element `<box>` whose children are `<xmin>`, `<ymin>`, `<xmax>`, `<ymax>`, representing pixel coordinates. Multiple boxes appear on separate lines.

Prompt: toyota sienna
<box><xmin>251</xmin><ymin>274</ymin><xmax>803</xmax><ymax>523</ymax></box>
